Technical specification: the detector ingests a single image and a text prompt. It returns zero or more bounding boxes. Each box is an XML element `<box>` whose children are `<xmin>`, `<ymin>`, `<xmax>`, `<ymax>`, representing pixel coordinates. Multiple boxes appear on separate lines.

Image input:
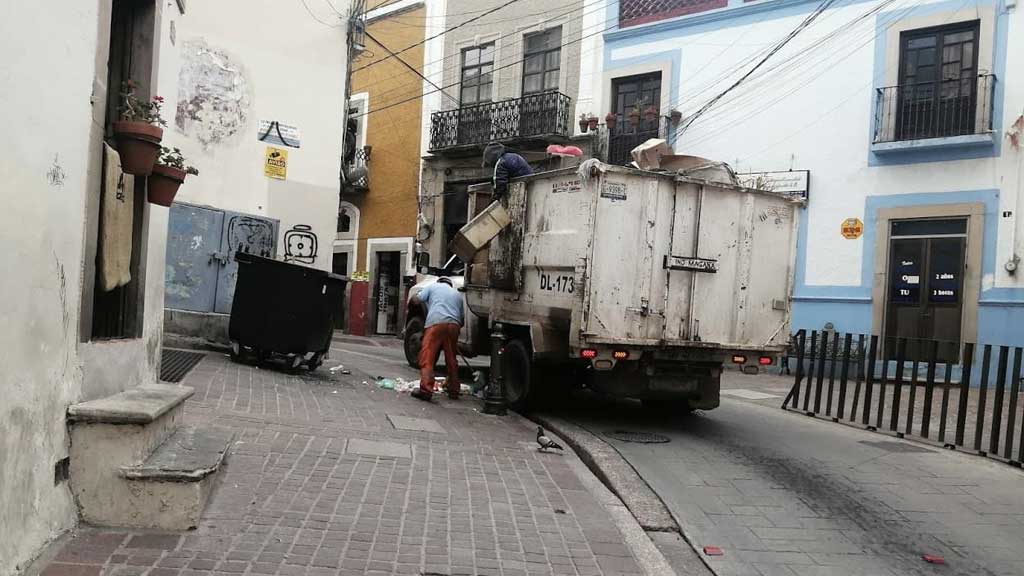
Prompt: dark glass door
<box><xmin>885</xmin><ymin>219</ymin><xmax>966</xmax><ymax>362</ymax></box>
<box><xmin>609</xmin><ymin>72</ymin><xmax>661</xmax><ymax>165</ymax></box>
<box><xmin>897</xmin><ymin>22</ymin><xmax>979</xmax><ymax>140</ymax></box>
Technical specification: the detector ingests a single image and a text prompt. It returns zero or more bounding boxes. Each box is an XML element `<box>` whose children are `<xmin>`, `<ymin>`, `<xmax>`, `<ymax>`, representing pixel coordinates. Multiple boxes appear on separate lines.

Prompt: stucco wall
<box><xmin>0</xmin><ymin>0</ymin><xmax>172</xmax><ymax>572</ymax></box>
<box><xmin>438</xmin><ymin>0</ymin><xmax>584</xmax><ymax>107</ymax></box>
<box><xmin>349</xmin><ymin>3</ymin><xmax>425</xmax><ymax>271</ymax></box>
<box><xmin>590</xmin><ymin>0</ymin><xmax>1022</xmax><ymax>344</ymax></box>
<box><xmin>156</xmin><ymin>0</ymin><xmax>349</xmax><ymax>272</ymax></box>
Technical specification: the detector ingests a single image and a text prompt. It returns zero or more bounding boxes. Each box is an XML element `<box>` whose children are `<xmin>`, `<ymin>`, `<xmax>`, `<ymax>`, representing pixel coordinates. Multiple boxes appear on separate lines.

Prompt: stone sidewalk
<box><xmin>36</xmin><ymin>351</ymin><xmax>650</xmax><ymax>576</ymax></box>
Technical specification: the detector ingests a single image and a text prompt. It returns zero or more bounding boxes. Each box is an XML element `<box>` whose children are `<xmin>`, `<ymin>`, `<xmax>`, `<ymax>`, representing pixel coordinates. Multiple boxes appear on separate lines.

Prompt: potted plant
<box><xmin>112</xmin><ymin>81</ymin><xmax>166</xmax><ymax>175</ymax></box>
<box><xmin>587</xmin><ymin>115</ymin><xmax>599</xmax><ymax>131</ymax></box>
<box><xmin>627</xmin><ymin>106</ymin><xmax>641</xmax><ymax>126</ymax></box>
<box><xmin>644</xmin><ymin>105</ymin><xmax>659</xmax><ymax>123</ymax></box>
<box><xmin>147</xmin><ymin>146</ymin><xmax>198</xmax><ymax>207</ymax></box>
<box><xmin>579</xmin><ymin>113</ymin><xmax>590</xmax><ymax>133</ymax></box>
<box><xmin>605</xmin><ymin>112</ymin><xmax>618</xmax><ymax>131</ymax></box>
<box><xmin>670</xmin><ymin>109</ymin><xmax>683</xmax><ymax>125</ymax></box>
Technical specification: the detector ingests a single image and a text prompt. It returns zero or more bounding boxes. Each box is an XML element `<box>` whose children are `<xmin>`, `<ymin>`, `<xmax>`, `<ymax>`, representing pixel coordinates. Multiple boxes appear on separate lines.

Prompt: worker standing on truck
<box><xmin>410</xmin><ymin>277</ymin><xmax>464</xmax><ymax>402</ymax></box>
<box><xmin>482</xmin><ymin>142</ymin><xmax>533</xmax><ymax>200</ymax></box>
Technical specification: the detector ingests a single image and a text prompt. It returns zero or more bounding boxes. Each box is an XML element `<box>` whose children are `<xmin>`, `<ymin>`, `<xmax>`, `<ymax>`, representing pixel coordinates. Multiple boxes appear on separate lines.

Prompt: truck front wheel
<box><xmin>403</xmin><ymin>316</ymin><xmax>424</xmax><ymax>368</ymax></box>
<box><xmin>502</xmin><ymin>339</ymin><xmax>532</xmax><ymax>409</ymax></box>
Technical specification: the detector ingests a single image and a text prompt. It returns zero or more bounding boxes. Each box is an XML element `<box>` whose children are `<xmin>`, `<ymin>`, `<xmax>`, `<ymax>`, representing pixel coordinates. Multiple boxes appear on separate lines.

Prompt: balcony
<box><xmin>873</xmin><ymin>74</ymin><xmax>995</xmax><ymax>153</ymax></box>
<box><xmin>342</xmin><ymin>146</ymin><xmax>371</xmax><ymax>193</ymax></box>
<box><xmin>428</xmin><ymin>92</ymin><xmax>572</xmax><ymax>154</ymax></box>
<box><xmin>619</xmin><ymin>0</ymin><xmax>727</xmax><ymax>28</ymax></box>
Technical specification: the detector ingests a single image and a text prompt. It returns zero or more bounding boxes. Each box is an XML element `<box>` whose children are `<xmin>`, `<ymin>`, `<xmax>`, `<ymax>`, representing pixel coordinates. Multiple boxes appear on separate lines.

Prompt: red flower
<box><xmin>153</xmin><ymin>96</ymin><xmax>164</xmax><ymax>102</ymax></box>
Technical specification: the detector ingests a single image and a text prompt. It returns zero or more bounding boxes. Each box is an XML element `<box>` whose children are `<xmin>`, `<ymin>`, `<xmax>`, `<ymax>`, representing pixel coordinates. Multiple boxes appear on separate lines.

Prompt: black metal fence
<box><xmin>873</xmin><ymin>74</ymin><xmax>995</xmax><ymax>143</ymax></box>
<box><xmin>343</xmin><ymin>146</ymin><xmax>370</xmax><ymax>191</ymax></box>
<box><xmin>428</xmin><ymin>92</ymin><xmax>572</xmax><ymax>151</ymax></box>
<box><xmin>608</xmin><ymin>125</ymin><xmax>659</xmax><ymax>166</ymax></box>
<box><xmin>783</xmin><ymin>330</ymin><xmax>1024</xmax><ymax>467</ymax></box>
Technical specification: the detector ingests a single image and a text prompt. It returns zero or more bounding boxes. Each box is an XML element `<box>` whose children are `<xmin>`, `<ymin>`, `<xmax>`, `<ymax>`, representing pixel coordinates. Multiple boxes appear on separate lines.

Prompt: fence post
<box><xmin>784</xmin><ymin>330</ymin><xmax>806</xmax><ymax>410</ymax></box>
<box><xmin>989</xmin><ymin>346</ymin><xmax>1009</xmax><ymax>456</ymax></box>
<box><xmin>837</xmin><ymin>334</ymin><xmax>853</xmax><ymax>421</ymax></box>
<box><xmin>921</xmin><ymin>340</ymin><xmax>939</xmax><ymax>439</ymax></box>
<box><xmin>904</xmin><ymin>356</ymin><xmax>920</xmax><ymax>438</ymax></box>
<box><xmin>955</xmin><ymin>343</ymin><xmax>975</xmax><ymax>447</ymax></box>
<box><xmin>890</xmin><ymin>338</ymin><xmax>906</xmax><ymax>432</ymax></box>
<box><xmin>826</xmin><ymin>332</ymin><xmax>840</xmax><ymax>417</ymax></box>
<box><xmin>812</xmin><ymin>331</ymin><xmax>828</xmax><ymax>415</ymax></box>
<box><xmin>1006</xmin><ymin>348</ymin><xmax>1022</xmax><ymax>462</ymax></box>
<box><xmin>863</xmin><ymin>335</ymin><xmax>879</xmax><ymax>426</ymax></box>
<box><xmin>803</xmin><ymin>331</ymin><xmax>818</xmax><ymax>412</ymax></box>
<box><xmin>974</xmin><ymin>345</ymin><xmax>992</xmax><ymax>454</ymax></box>
<box><xmin>876</xmin><ymin>337</ymin><xmax>892</xmax><ymax>430</ymax></box>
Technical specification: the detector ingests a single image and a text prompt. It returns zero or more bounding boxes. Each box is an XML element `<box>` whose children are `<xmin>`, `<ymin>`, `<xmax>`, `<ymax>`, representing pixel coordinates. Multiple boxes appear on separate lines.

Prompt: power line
<box><xmin>364</xmin><ymin>30</ymin><xmax>459</xmax><ymax>105</ymax></box>
<box><xmin>678</xmin><ymin>0</ymin><xmax>839</xmax><ymax>134</ymax></box>
<box><xmin>352</xmin><ymin>0</ymin><xmax>529</xmax><ymax>73</ymax></box>
<box><xmin>353</xmin><ymin>0</ymin><xmax>604</xmax><ymax>101</ymax></box>
<box><xmin>353</xmin><ymin>15</ymin><xmax>621</xmax><ymax>119</ymax></box>
<box><xmin>300</xmin><ymin>0</ymin><xmax>343</xmax><ymax>27</ymax></box>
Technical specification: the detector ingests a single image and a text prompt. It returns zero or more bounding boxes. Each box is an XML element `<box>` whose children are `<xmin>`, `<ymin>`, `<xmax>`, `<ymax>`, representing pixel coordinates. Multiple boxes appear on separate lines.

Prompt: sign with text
<box><xmin>258</xmin><ymin>120</ymin><xmax>301</xmax><ymax>148</ymax></box>
<box><xmin>891</xmin><ymin>257</ymin><xmax>921</xmax><ymax>303</ymax></box>
<box><xmin>841</xmin><ymin>218</ymin><xmax>864</xmax><ymax>239</ymax></box>
<box><xmin>264</xmin><ymin>146</ymin><xmax>288</xmax><ymax>180</ymax></box>
<box><xmin>664</xmin><ymin>255</ymin><xmax>719</xmax><ymax>273</ymax></box>
<box><xmin>737</xmin><ymin>170</ymin><xmax>809</xmax><ymax>200</ymax></box>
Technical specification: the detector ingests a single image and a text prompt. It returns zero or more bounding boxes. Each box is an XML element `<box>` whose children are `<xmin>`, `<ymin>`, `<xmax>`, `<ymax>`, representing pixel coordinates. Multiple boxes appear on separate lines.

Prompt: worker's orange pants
<box><xmin>418</xmin><ymin>323</ymin><xmax>461</xmax><ymax>395</ymax></box>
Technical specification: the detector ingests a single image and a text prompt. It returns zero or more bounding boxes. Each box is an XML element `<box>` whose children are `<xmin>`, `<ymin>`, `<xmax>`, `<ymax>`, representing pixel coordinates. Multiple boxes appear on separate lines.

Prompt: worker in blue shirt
<box><xmin>482</xmin><ymin>142</ymin><xmax>533</xmax><ymax>200</ymax></box>
<box><xmin>410</xmin><ymin>277</ymin><xmax>464</xmax><ymax>401</ymax></box>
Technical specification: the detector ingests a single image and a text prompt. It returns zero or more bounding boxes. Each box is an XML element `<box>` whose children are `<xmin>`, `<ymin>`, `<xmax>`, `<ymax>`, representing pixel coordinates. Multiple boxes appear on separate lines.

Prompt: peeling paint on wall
<box><xmin>175</xmin><ymin>39</ymin><xmax>252</xmax><ymax>148</ymax></box>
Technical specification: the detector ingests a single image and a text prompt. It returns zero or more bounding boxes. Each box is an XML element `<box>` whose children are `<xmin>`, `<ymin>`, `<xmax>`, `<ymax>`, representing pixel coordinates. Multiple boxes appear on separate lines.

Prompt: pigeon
<box><xmin>536</xmin><ymin>427</ymin><xmax>564</xmax><ymax>452</ymax></box>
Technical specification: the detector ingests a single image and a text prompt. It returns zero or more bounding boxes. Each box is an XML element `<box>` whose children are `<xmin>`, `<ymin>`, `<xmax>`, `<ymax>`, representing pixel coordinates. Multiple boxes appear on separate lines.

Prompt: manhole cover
<box><xmin>160</xmin><ymin>349</ymin><xmax>206</xmax><ymax>383</ymax></box>
<box><xmin>859</xmin><ymin>440</ymin><xmax>935</xmax><ymax>454</ymax></box>
<box><xmin>605</xmin><ymin>430</ymin><xmax>670</xmax><ymax>444</ymax></box>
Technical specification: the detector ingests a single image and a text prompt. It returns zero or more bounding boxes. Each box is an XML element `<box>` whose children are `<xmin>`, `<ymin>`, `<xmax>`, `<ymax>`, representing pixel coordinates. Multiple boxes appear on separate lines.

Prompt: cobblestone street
<box><xmin>37</xmin><ymin>348</ymin><xmax>647</xmax><ymax>576</ymax></box>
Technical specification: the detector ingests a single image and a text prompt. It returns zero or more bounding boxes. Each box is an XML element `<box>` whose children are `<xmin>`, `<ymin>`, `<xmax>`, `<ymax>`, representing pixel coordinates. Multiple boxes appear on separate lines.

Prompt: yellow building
<box><xmin>338</xmin><ymin>0</ymin><xmax>427</xmax><ymax>335</ymax></box>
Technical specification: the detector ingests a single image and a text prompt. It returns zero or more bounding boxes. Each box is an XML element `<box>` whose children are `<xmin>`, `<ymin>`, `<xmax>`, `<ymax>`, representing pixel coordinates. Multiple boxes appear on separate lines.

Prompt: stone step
<box><xmin>67</xmin><ymin>384</ymin><xmax>195</xmax><ymax>527</ymax></box>
<box><xmin>115</xmin><ymin>426</ymin><xmax>234</xmax><ymax>530</ymax></box>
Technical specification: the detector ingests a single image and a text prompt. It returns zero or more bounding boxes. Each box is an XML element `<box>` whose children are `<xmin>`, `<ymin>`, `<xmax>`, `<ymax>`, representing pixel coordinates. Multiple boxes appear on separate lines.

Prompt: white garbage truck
<box><xmin>405</xmin><ymin>161</ymin><xmax>802</xmax><ymax>411</ymax></box>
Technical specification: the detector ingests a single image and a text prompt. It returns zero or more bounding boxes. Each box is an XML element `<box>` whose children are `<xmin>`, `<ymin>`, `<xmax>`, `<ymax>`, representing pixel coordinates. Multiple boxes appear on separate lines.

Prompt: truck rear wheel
<box><xmin>502</xmin><ymin>339</ymin><xmax>531</xmax><ymax>409</ymax></box>
<box><xmin>403</xmin><ymin>316</ymin><xmax>424</xmax><ymax>368</ymax></box>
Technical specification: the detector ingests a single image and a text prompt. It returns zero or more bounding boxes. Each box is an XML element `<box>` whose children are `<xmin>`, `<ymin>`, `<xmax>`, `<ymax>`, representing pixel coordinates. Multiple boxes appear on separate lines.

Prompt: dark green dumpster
<box><xmin>229</xmin><ymin>252</ymin><xmax>347</xmax><ymax>370</ymax></box>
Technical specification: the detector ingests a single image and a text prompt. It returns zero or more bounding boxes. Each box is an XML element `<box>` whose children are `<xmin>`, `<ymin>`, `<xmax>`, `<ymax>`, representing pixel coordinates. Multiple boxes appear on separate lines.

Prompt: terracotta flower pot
<box><xmin>587</xmin><ymin>116</ymin><xmax>599</xmax><ymax>131</ymax></box>
<box><xmin>644</xmin><ymin>105</ymin><xmax>658</xmax><ymax>122</ymax></box>
<box><xmin>147</xmin><ymin>164</ymin><xmax>186</xmax><ymax>207</ymax></box>
<box><xmin>605</xmin><ymin>112</ymin><xmax>618</xmax><ymax>131</ymax></box>
<box><xmin>112</xmin><ymin>121</ymin><xmax>163</xmax><ymax>176</ymax></box>
<box><xmin>579</xmin><ymin>118</ymin><xmax>589</xmax><ymax>133</ymax></box>
<box><xmin>627</xmin><ymin>110</ymin><xmax>641</xmax><ymax>126</ymax></box>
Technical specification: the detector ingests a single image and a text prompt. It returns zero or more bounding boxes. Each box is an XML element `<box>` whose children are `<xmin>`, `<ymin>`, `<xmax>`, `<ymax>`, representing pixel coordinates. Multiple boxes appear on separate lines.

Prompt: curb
<box><xmin>528</xmin><ymin>413</ymin><xmax>679</xmax><ymax>533</ymax></box>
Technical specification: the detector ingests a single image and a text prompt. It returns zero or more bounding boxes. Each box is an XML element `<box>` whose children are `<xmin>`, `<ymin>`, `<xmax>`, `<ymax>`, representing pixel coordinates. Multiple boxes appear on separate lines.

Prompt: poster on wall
<box><xmin>264</xmin><ymin>146</ymin><xmax>288</xmax><ymax>180</ymax></box>
<box><xmin>891</xmin><ymin>257</ymin><xmax>920</xmax><ymax>303</ymax></box>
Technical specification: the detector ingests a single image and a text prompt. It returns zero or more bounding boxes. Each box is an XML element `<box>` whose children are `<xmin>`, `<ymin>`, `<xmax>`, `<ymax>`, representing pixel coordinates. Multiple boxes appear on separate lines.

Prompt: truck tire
<box><xmin>403</xmin><ymin>316</ymin><xmax>424</xmax><ymax>368</ymax></box>
<box><xmin>502</xmin><ymin>339</ymin><xmax>532</xmax><ymax>409</ymax></box>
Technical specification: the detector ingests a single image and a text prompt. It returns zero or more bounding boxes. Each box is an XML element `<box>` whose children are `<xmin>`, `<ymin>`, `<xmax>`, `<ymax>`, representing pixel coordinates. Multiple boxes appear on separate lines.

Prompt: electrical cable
<box><xmin>364</xmin><ymin>30</ymin><xmax>459</xmax><ymax>104</ymax></box>
<box><xmin>352</xmin><ymin>0</ymin><xmax>529</xmax><ymax>73</ymax></box>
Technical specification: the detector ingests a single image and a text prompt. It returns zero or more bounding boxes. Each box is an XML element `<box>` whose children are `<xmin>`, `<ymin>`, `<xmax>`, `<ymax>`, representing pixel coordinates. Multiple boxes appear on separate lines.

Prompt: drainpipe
<box><xmin>1005</xmin><ymin>112</ymin><xmax>1024</xmax><ymax>275</ymax></box>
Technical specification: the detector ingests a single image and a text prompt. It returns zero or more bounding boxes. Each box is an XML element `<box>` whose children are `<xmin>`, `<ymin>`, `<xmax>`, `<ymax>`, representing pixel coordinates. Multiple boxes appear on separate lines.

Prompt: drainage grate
<box><xmin>604</xmin><ymin>430</ymin><xmax>670</xmax><ymax>444</ymax></box>
<box><xmin>859</xmin><ymin>440</ymin><xmax>935</xmax><ymax>454</ymax></box>
<box><xmin>160</xmin><ymin>349</ymin><xmax>206</xmax><ymax>383</ymax></box>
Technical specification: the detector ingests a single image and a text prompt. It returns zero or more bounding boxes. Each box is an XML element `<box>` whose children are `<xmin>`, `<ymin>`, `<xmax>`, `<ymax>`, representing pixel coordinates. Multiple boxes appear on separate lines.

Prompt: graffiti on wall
<box><xmin>226</xmin><ymin>216</ymin><xmax>275</xmax><ymax>258</ymax></box>
<box><xmin>283</xmin><ymin>225</ymin><xmax>318</xmax><ymax>265</ymax></box>
<box><xmin>175</xmin><ymin>39</ymin><xmax>252</xmax><ymax>148</ymax></box>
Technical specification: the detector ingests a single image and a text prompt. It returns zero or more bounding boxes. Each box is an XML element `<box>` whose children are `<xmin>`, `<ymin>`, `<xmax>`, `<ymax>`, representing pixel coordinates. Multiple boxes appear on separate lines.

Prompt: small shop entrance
<box><xmin>884</xmin><ymin>218</ymin><xmax>966</xmax><ymax>362</ymax></box>
<box><xmin>374</xmin><ymin>251</ymin><xmax>401</xmax><ymax>335</ymax></box>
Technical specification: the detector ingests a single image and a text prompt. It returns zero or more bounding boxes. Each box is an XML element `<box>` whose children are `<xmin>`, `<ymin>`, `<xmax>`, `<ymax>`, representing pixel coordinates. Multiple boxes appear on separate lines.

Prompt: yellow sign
<box><xmin>841</xmin><ymin>217</ymin><xmax>864</xmax><ymax>239</ymax></box>
<box><xmin>264</xmin><ymin>146</ymin><xmax>288</xmax><ymax>180</ymax></box>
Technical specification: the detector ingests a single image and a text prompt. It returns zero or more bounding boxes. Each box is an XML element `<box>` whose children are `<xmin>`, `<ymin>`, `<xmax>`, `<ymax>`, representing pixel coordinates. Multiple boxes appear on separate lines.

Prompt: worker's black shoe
<box><xmin>411</xmin><ymin>388</ymin><xmax>433</xmax><ymax>402</ymax></box>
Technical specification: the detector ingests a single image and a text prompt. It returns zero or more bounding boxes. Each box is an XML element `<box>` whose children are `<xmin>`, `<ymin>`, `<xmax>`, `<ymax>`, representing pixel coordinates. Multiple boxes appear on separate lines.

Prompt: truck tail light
<box><xmin>758</xmin><ymin>356</ymin><xmax>773</xmax><ymax>366</ymax></box>
<box><xmin>731</xmin><ymin>355</ymin><xmax>747</xmax><ymax>364</ymax></box>
<box><xmin>580</xmin><ymin>349</ymin><xmax>598</xmax><ymax>359</ymax></box>
<box><xmin>613</xmin><ymin>350</ymin><xmax>630</xmax><ymax>360</ymax></box>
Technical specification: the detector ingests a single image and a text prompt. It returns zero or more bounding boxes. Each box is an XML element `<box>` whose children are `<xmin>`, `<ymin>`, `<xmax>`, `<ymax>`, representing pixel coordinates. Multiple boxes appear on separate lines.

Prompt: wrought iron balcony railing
<box><xmin>342</xmin><ymin>146</ymin><xmax>371</xmax><ymax>192</ymax></box>
<box><xmin>608</xmin><ymin>115</ymin><xmax>661</xmax><ymax>166</ymax></box>
<box><xmin>873</xmin><ymin>74</ymin><xmax>995</xmax><ymax>144</ymax></box>
<box><xmin>429</xmin><ymin>92</ymin><xmax>572</xmax><ymax>152</ymax></box>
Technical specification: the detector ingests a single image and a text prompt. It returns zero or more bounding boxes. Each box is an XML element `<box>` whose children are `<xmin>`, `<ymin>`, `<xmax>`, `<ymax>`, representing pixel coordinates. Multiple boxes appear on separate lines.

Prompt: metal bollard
<box><xmin>483</xmin><ymin>322</ymin><xmax>508</xmax><ymax>416</ymax></box>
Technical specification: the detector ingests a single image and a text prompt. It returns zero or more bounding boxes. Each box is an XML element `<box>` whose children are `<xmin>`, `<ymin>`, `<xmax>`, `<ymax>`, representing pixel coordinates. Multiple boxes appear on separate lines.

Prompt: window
<box><xmin>337</xmin><ymin>208</ymin><xmax>352</xmax><ymax>234</ymax></box>
<box><xmin>895</xmin><ymin>21</ymin><xmax>980</xmax><ymax>140</ymax></box>
<box><xmin>522</xmin><ymin>28</ymin><xmax>561</xmax><ymax>95</ymax></box>
<box><xmin>608</xmin><ymin>72</ymin><xmax>662</xmax><ymax>165</ymax></box>
<box><xmin>460</xmin><ymin>43</ymin><xmax>494</xmax><ymax>105</ymax></box>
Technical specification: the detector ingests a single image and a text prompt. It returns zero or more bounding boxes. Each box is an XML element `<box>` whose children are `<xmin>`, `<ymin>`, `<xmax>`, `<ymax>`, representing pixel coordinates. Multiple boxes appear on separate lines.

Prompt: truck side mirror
<box><xmin>416</xmin><ymin>251</ymin><xmax>431</xmax><ymax>274</ymax></box>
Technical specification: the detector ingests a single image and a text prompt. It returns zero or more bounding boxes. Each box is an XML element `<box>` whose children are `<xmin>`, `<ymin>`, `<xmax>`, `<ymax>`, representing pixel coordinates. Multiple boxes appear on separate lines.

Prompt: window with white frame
<box><xmin>522</xmin><ymin>27</ymin><xmax>561</xmax><ymax>95</ymax></box>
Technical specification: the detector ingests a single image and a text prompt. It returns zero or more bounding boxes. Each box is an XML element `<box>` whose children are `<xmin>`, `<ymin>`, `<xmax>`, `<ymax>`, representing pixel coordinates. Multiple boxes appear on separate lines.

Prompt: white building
<box><xmin>577</xmin><ymin>0</ymin><xmax>1023</xmax><ymax>366</ymax></box>
<box><xmin>0</xmin><ymin>1</ymin><xmax>181</xmax><ymax>571</ymax></box>
<box><xmin>160</xmin><ymin>0</ymin><xmax>349</xmax><ymax>342</ymax></box>
<box><xmin>0</xmin><ymin>0</ymin><xmax>349</xmax><ymax>571</ymax></box>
